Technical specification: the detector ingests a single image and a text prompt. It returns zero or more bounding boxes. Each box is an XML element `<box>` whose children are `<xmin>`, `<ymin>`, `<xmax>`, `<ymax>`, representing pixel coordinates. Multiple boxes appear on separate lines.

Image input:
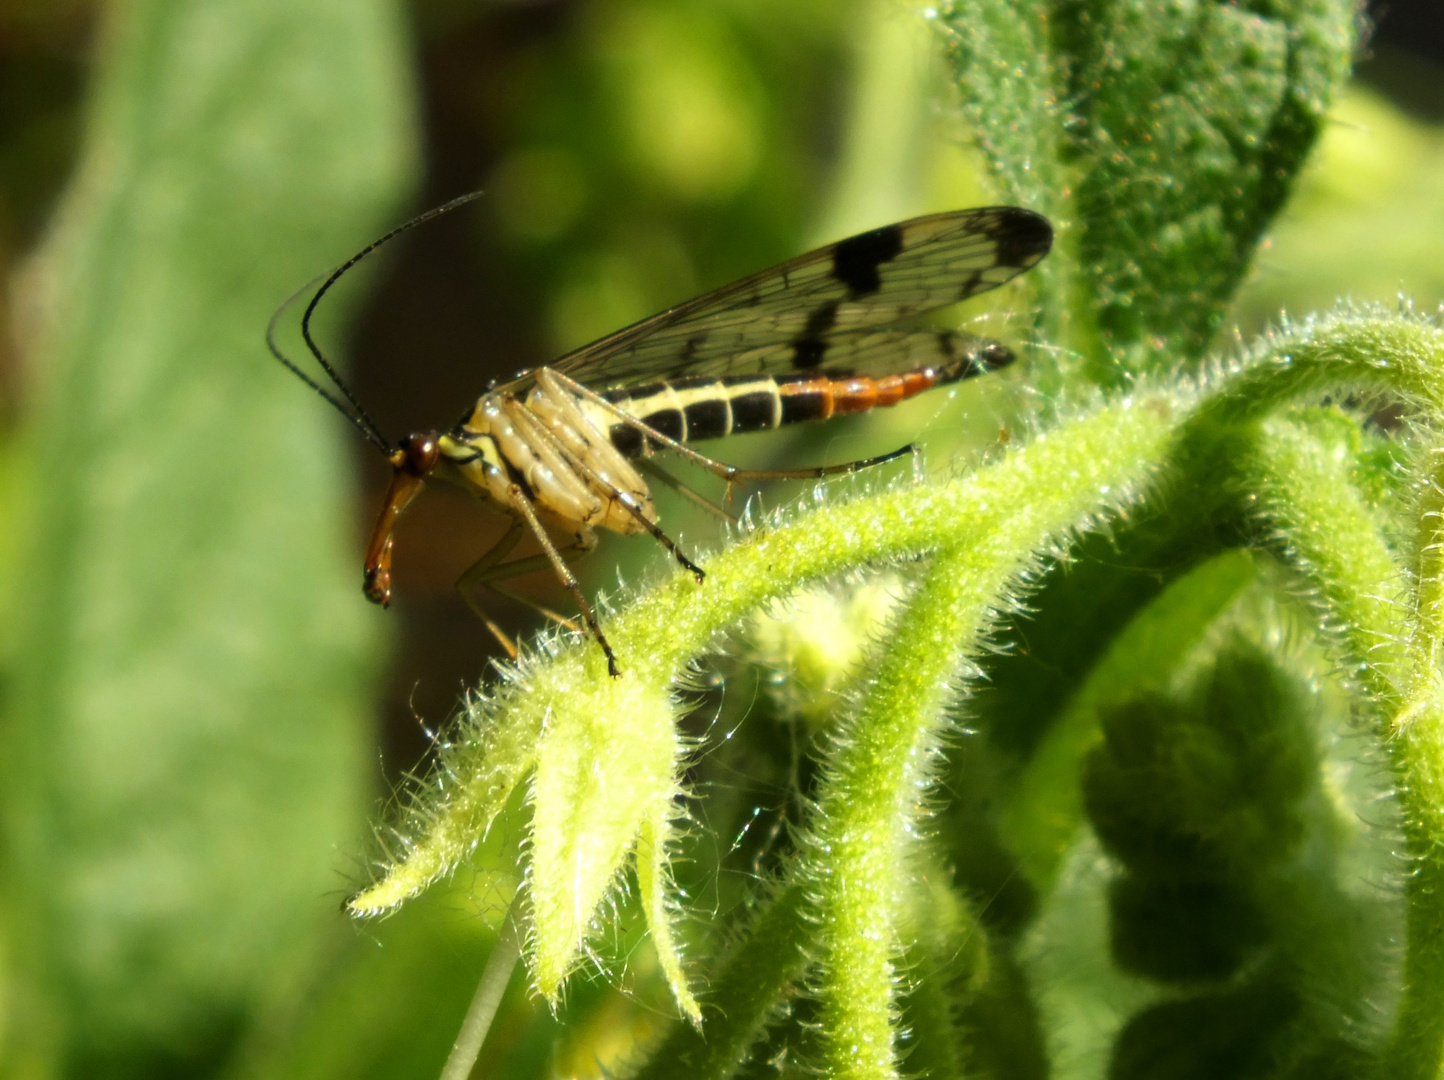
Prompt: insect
<box><xmin>270</xmin><ymin>196</ymin><xmax>1052</xmax><ymax>676</ymax></box>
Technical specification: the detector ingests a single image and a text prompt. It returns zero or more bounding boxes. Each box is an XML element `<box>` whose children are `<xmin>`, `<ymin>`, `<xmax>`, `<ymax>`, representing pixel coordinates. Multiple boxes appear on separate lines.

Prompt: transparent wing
<box><xmin>502</xmin><ymin>206</ymin><xmax>1051</xmax><ymax>392</ymax></box>
<box><xmin>713</xmin><ymin>327</ymin><xmax>1016</xmax><ymax>383</ymax></box>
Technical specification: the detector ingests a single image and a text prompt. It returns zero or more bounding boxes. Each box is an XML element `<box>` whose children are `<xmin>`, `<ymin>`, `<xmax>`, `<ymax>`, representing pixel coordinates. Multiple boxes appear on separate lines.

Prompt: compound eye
<box><xmin>402</xmin><ymin>433</ymin><xmax>440</xmax><ymax>476</ymax></box>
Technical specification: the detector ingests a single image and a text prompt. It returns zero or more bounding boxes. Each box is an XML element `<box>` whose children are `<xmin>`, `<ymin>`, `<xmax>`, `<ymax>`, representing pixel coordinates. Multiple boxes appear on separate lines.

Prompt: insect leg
<box><xmin>504</xmin><ymin>398</ymin><xmax>706</xmax><ymax>583</ymax></box>
<box><xmin>460</xmin><ymin>557</ymin><xmax>586</xmax><ymax>634</ymax></box>
<box><xmin>636</xmin><ymin>457</ymin><xmax>738</xmax><ymax>524</ymax></box>
<box><xmin>454</xmin><ymin>518</ymin><xmax>528</xmax><ymax>656</ymax></box>
<box><xmin>454</xmin><ymin>518</ymin><xmax>591</xmax><ymax>657</ymax></box>
<box><xmin>547</xmin><ymin>370</ymin><xmax>913</xmax><ymax>481</ymax></box>
<box><xmin>502</xmin><ymin>483</ymin><xmax>622</xmax><ymax>678</ymax></box>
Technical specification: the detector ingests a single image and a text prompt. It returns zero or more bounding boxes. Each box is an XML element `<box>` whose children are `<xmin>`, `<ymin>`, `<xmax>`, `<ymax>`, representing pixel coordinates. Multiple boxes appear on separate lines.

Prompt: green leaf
<box><xmin>1240</xmin><ymin>408</ymin><xmax>1444</xmax><ymax>1078</ymax></box>
<box><xmin>0</xmin><ymin>0</ymin><xmax>416</xmax><ymax>1072</ymax></box>
<box><xmin>943</xmin><ymin>0</ymin><xmax>1356</xmax><ymax>385</ymax></box>
<box><xmin>635</xmin><ymin>810</ymin><xmax>701</xmax><ymax>1026</ymax></box>
<box><xmin>528</xmin><ymin>672</ymin><xmax>682</xmax><ymax>1002</ymax></box>
<box><xmin>935</xmin><ymin>0</ymin><xmax>1074</xmax><ymax>389</ymax></box>
<box><xmin>1059</xmin><ymin>0</ymin><xmax>1356</xmax><ymax>377</ymax></box>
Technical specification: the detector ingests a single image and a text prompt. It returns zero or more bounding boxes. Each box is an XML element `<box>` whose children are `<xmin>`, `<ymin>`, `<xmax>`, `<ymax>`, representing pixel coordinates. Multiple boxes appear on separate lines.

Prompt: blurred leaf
<box><xmin>1001</xmin><ymin>549</ymin><xmax>1260</xmax><ymax>891</ymax></box>
<box><xmin>0</xmin><ymin>0</ymin><xmax>416</xmax><ymax>1075</ymax></box>
<box><xmin>226</xmin><ymin>886</ymin><xmax>529</xmax><ymax>1080</ymax></box>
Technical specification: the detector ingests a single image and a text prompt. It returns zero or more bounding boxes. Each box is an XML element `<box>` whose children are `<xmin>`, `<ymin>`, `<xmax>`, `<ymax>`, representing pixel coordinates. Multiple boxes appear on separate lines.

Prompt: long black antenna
<box><xmin>267</xmin><ymin>278</ymin><xmax>391</xmax><ymax>454</ymax></box>
<box><xmin>268</xmin><ymin>189</ymin><xmax>488</xmax><ymax>456</ymax></box>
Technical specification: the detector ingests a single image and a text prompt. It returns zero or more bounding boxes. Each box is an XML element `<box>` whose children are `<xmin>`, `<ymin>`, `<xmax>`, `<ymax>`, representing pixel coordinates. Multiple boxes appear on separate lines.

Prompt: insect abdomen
<box><xmin>599</xmin><ymin>336</ymin><xmax>1010</xmax><ymax>457</ymax></box>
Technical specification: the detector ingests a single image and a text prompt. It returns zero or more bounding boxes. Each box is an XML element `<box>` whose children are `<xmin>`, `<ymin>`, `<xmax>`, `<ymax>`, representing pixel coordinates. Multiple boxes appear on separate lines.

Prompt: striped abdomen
<box><xmin>595</xmin><ymin>337</ymin><xmax>1011</xmax><ymax>458</ymax></box>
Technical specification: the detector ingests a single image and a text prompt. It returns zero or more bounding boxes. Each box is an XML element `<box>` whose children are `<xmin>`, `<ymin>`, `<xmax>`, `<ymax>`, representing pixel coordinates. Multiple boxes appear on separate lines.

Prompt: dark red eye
<box><xmin>402</xmin><ymin>432</ymin><xmax>440</xmax><ymax>476</ymax></box>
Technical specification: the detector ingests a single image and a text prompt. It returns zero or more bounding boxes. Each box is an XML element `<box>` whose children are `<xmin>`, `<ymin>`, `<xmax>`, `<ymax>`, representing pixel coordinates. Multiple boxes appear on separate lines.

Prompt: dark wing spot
<box><xmin>792</xmin><ymin>338</ymin><xmax>828</xmax><ymax>370</ymax></box>
<box><xmin>790</xmin><ymin>301</ymin><xmax>840</xmax><ymax>371</ymax></box>
<box><xmin>993</xmin><ymin>209</ymin><xmax>1053</xmax><ymax>268</ymax></box>
<box><xmin>804</xmin><ymin>301</ymin><xmax>839</xmax><ymax>338</ymax></box>
<box><xmin>831</xmin><ymin>223</ymin><xmax>905</xmax><ymax>297</ymax></box>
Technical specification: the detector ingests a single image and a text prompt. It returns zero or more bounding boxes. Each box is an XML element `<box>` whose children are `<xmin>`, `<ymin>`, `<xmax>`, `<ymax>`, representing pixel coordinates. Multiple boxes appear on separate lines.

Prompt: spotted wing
<box><xmin>532</xmin><ymin>206</ymin><xmax>1051</xmax><ymax>391</ymax></box>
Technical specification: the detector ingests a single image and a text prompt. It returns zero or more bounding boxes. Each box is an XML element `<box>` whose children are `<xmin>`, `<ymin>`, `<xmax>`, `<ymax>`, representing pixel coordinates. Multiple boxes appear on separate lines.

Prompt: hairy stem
<box><xmin>630</xmin><ymin>884</ymin><xmax>813</xmax><ymax>1080</ymax></box>
<box><xmin>805</xmin><ymin>410</ymin><xmax>1181</xmax><ymax>1077</ymax></box>
<box><xmin>1245</xmin><ymin>411</ymin><xmax>1444</xmax><ymax>1079</ymax></box>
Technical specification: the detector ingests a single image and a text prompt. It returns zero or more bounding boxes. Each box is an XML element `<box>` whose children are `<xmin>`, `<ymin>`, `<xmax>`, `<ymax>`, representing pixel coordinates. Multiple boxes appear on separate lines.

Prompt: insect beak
<box><xmin>363</xmin><ymin>433</ymin><xmax>440</xmax><ymax>607</ymax></box>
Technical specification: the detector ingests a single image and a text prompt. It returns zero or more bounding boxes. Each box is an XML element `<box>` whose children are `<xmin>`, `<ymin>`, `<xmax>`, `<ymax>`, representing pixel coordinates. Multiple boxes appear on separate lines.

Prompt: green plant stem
<box><xmin>438</xmin><ymin>911</ymin><xmax>521</xmax><ymax>1080</ymax></box>
<box><xmin>1194</xmin><ymin>316</ymin><xmax>1444</xmax><ymax>430</ymax></box>
<box><xmin>630</xmin><ymin>884</ymin><xmax>813</xmax><ymax>1080</ymax></box>
<box><xmin>1211</xmin><ymin>316</ymin><xmax>1444</xmax><ymax>1077</ymax></box>
<box><xmin>1389</xmin><ymin>438</ymin><xmax>1444</xmax><ymax>1079</ymax></box>
<box><xmin>805</xmin><ymin>420</ymin><xmax>1191</xmax><ymax>1077</ymax></box>
<box><xmin>1409</xmin><ymin>446</ymin><xmax>1444</xmax><ymax>674</ymax></box>
<box><xmin>810</xmin><ymin>550</ymin><xmax>981</xmax><ymax>1079</ymax></box>
<box><xmin>1244</xmin><ymin>414</ymin><xmax>1444</xmax><ymax>1079</ymax></box>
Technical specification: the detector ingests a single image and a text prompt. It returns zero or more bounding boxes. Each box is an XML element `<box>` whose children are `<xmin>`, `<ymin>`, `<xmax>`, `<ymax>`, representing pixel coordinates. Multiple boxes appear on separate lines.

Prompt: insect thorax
<box><xmin>443</xmin><ymin>372</ymin><xmax>656</xmax><ymax>537</ymax></box>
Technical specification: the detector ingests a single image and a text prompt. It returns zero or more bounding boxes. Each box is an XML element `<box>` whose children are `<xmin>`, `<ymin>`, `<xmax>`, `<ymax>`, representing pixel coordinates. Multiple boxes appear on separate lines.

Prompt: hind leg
<box><xmin>455</xmin><ymin>517</ymin><xmax>596</xmax><ymax>659</ymax></box>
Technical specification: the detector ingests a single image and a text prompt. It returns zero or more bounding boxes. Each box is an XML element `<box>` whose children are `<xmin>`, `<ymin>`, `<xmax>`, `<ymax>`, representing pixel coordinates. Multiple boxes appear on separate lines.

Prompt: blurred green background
<box><xmin>0</xmin><ymin>1</ymin><xmax>1439</xmax><ymax>1078</ymax></box>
